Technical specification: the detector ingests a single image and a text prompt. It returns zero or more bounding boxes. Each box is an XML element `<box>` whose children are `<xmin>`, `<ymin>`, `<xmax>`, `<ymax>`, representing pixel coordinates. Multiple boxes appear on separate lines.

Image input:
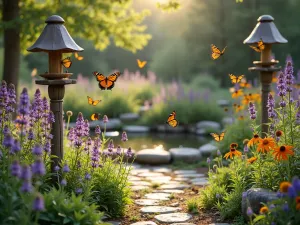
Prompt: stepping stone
<box><xmin>174</xmin><ymin>177</ymin><xmax>190</xmax><ymax>182</ymax></box>
<box><xmin>130</xmin><ymin>181</ymin><xmax>152</xmax><ymax>186</ymax></box>
<box><xmin>147</xmin><ymin>176</ymin><xmax>172</xmax><ymax>181</ymax></box>
<box><xmin>123</xmin><ymin>125</ymin><xmax>150</xmax><ymax>133</ymax></box>
<box><xmin>145</xmin><ymin>193</ymin><xmax>171</xmax><ymax>200</ymax></box>
<box><xmin>135</xmin><ymin>199</ymin><xmax>160</xmax><ymax>206</ymax></box>
<box><xmin>138</xmin><ymin>172</ymin><xmax>164</xmax><ymax>177</ymax></box>
<box><xmin>177</xmin><ymin>174</ymin><xmax>205</xmax><ymax>178</ymax></box>
<box><xmin>159</xmin><ymin>189</ymin><xmax>184</xmax><ymax>194</ymax></box>
<box><xmin>199</xmin><ymin>143</ymin><xmax>218</xmax><ymax>157</ymax></box>
<box><xmin>136</xmin><ymin>149</ymin><xmax>171</xmax><ymax>165</ymax></box>
<box><xmin>190</xmin><ymin>178</ymin><xmax>209</xmax><ymax>186</ymax></box>
<box><xmin>174</xmin><ymin>170</ymin><xmax>197</xmax><ymax>175</ymax></box>
<box><xmin>106</xmin><ymin>221</ymin><xmax>121</xmax><ymax>225</ymax></box>
<box><xmin>155</xmin><ymin>213</ymin><xmax>192</xmax><ymax>223</ymax></box>
<box><xmin>152</xmin><ymin>167</ymin><xmax>172</xmax><ymax>173</ymax></box>
<box><xmin>119</xmin><ymin>113</ymin><xmax>140</xmax><ymax>121</ymax></box>
<box><xmin>131</xmin><ymin>169</ymin><xmax>151</xmax><ymax>175</ymax></box>
<box><xmin>130</xmin><ymin>222</ymin><xmax>157</xmax><ymax>225</ymax></box>
<box><xmin>128</xmin><ymin>176</ymin><xmax>142</xmax><ymax>181</ymax></box>
<box><xmin>160</xmin><ymin>184</ymin><xmax>190</xmax><ymax>190</ymax></box>
<box><xmin>140</xmin><ymin>206</ymin><xmax>181</xmax><ymax>214</ymax></box>
<box><xmin>132</xmin><ymin>185</ymin><xmax>150</xmax><ymax>191</ymax></box>
<box><xmin>169</xmin><ymin>148</ymin><xmax>201</xmax><ymax>163</ymax></box>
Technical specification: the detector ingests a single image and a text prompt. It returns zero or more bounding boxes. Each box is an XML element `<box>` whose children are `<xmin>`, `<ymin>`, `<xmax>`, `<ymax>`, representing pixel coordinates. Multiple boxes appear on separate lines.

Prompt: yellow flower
<box><xmin>273</xmin><ymin>145</ymin><xmax>294</xmax><ymax>161</ymax></box>
<box><xmin>259</xmin><ymin>206</ymin><xmax>268</xmax><ymax>214</ymax></box>
<box><xmin>224</xmin><ymin>148</ymin><xmax>242</xmax><ymax>160</ymax></box>
<box><xmin>257</xmin><ymin>137</ymin><xmax>276</xmax><ymax>153</ymax></box>
<box><xmin>247</xmin><ymin>134</ymin><xmax>262</xmax><ymax>147</ymax></box>
<box><xmin>247</xmin><ymin>157</ymin><xmax>257</xmax><ymax>164</ymax></box>
<box><xmin>232</xmin><ymin>89</ymin><xmax>244</xmax><ymax>98</ymax></box>
<box><xmin>279</xmin><ymin>181</ymin><xmax>291</xmax><ymax>193</ymax></box>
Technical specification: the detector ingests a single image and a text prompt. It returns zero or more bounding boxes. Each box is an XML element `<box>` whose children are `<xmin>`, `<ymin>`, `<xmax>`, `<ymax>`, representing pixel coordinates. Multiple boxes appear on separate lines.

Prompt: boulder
<box><xmin>196</xmin><ymin>121</ymin><xmax>221</xmax><ymax>133</ymax></box>
<box><xmin>222</xmin><ymin>117</ymin><xmax>234</xmax><ymax>126</ymax></box>
<box><xmin>241</xmin><ymin>188</ymin><xmax>278</xmax><ymax>220</ymax></box>
<box><xmin>123</xmin><ymin>125</ymin><xmax>150</xmax><ymax>133</ymax></box>
<box><xmin>135</xmin><ymin>149</ymin><xmax>171</xmax><ymax>165</ymax></box>
<box><xmin>217</xmin><ymin>99</ymin><xmax>230</xmax><ymax>107</ymax></box>
<box><xmin>169</xmin><ymin>148</ymin><xmax>201</xmax><ymax>163</ymax></box>
<box><xmin>199</xmin><ymin>143</ymin><xmax>218</xmax><ymax>157</ymax></box>
<box><xmin>119</xmin><ymin>113</ymin><xmax>140</xmax><ymax>121</ymax></box>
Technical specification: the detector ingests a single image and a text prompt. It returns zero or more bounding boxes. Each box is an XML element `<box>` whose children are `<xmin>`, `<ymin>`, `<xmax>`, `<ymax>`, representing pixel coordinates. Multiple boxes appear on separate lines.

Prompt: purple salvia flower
<box><xmin>0</xmin><ymin>80</ymin><xmax>8</xmax><ymax>108</ymax></box>
<box><xmin>32</xmin><ymin>194</ymin><xmax>45</xmax><ymax>211</ymax></box>
<box><xmin>126</xmin><ymin>147</ymin><xmax>134</xmax><ymax>158</ymax></box>
<box><xmin>48</xmin><ymin>111</ymin><xmax>55</xmax><ymax>124</ymax></box>
<box><xmin>3</xmin><ymin>125</ymin><xmax>10</xmax><ymax>135</ymax></box>
<box><xmin>121</xmin><ymin>131</ymin><xmax>128</xmax><ymax>142</ymax></box>
<box><xmin>3</xmin><ymin>134</ymin><xmax>14</xmax><ymax>148</ymax></box>
<box><xmin>116</xmin><ymin>145</ymin><xmax>122</xmax><ymax>155</ymax></box>
<box><xmin>74</xmin><ymin>112</ymin><xmax>86</xmax><ymax>138</ymax></box>
<box><xmin>20</xmin><ymin>165</ymin><xmax>32</xmax><ymax>180</ymax></box>
<box><xmin>85</xmin><ymin>173</ymin><xmax>91</xmax><ymax>180</ymax></box>
<box><xmin>282</xmin><ymin>203</ymin><xmax>289</xmax><ymax>212</ymax></box>
<box><xmin>54</xmin><ymin>165</ymin><xmax>60</xmax><ymax>172</ymax></box>
<box><xmin>292</xmin><ymin>177</ymin><xmax>300</xmax><ymax>192</ymax></box>
<box><xmin>95</xmin><ymin>125</ymin><xmax>101</xmax><ymax>135</ymax></box>
<box><xmin>87</xmin><ymin>137</ymin><xmax>92</xmax><ymax>145</ymax></box>
<box><xmin>10</xmin><ymin>160</ymin><xmax>21</xmax><ymax>177</ymax></box>
<box><xmin>84</xmin><ymin>119</ymin><xmax>89</xmax><ymax>136</ymax></box>
<box><xmin>31</xmin><ymin>89</ymin><xmax>43</xmax><ymax>121</ymax></box>
<box><xmin>68</xmin><ymin>128</ymin><xmax>75</xmax><ymax>142</ymax></box>
<box><xmin>62</xmin><ymin>164</ymin><xmax>70</xmax><ymax>173</ymax></box>
<box><xmin>10</xmin><ymin>139</ymin><xmax>21</xmax><ymax>154</ymax></box>
<box><xmin>74</xmin><ymin>138</ymin><xmax>83</xmax><ymax>148</ymax></box>
<box><xmin>287</xmin><ymin>186</ymin><xmax>296</xmax><ymax>198</ymax></box>
<box><xmin>103</xmin><ymin>115</ymin><xmax>108</xmax><ymax>123</ymax></box>
<box><xmin>28</xmin><ymin>129</ymin><xmax>34</xmax><ymax>140</ymax></box>
<box><xmin>248</xmin><ymin>102</ymin><xmax>257</xmax><ymax>120</ymax></box>
<box><xmin>60</xmin><ymin>179</ymin><xmax>67</xmax><ymax>186</ymax></box>
<box><xmin>244</xmin><ymin>145</ymin><xmax>249</xmax><ymax>153</ymax></box>
<box><xmin>207</xmin><ymin>157</ymin><xmax>211</xmax><ymax>164</ymax></box>
<box><xmin>242</xmin><ymin>192</ymin><xmax>247</xmax><ymax>199</ymax></box>
<box><xmin>20</xmin><ymin>181</ymin><xmax>33</xmax><ymax>193</ymax></box>
<box><xmin>17</xmin><ymin>88</ymin><xmax>30</xmax><ymax>116</ymax></box>
<box><xmin>32</xmin><ymin>159</ymin><xmax>46</xmax><ymax>176</ymax></box>
<box><xmin>32</xmin><ymin>144</ymin><xmax>43</xmax><ymax>156</ymax></box>
<box><xmin>108</xmin><ymin>140</ymin><xmax>114</xmax><ymax>152</ymax></box>
<box><xmin>217</xmin><ymin>149</ymin><xmax>221</xmax><ymax>156</ymax></box>
<box><xmin>75</xmin><ymin>188</ymin><xmax>83</xmax><ymax>194</ymax></box>
<box><xmin>6</xmin><ymin>84</ymin><xmax>16</xmax><ymax>113</ymax></box>
<box><xmin>267</xmin><ymin>93</ymin><xmax>276</xmax><ymax>118</ymax></box>
<box><xmin>279</xmin><ymin>100</ymin><xmax>286</xmax><ymax>108</ymax></box>
<box><xmin>43</xmin><ymin>141</ymin><xmax>51</xmax><ymax>153</ymax></box>
<box><xmin>246</xmin><ymin>207</ymin><xmax>253</xmax><ymax>217</ymax></box>
<box><xmin>269</xmin><ymin>204</ymin><xmax>275</xmax><ymax>210</ymax></box>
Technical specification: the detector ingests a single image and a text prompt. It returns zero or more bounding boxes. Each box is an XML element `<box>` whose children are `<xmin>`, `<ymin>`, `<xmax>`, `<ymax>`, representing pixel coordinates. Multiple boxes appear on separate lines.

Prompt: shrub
<box><xmin>189</xmin><ymin>74</ymin><xmax>220</xmax><ymax>91</ymax></box>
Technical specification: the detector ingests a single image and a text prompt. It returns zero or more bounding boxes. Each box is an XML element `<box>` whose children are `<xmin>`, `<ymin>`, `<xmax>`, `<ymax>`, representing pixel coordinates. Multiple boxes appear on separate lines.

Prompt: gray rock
<box><xmin>196</xmin><ymin>121</ymin><xmax>221</xmax><ymax>131</ymax></box>
<box><xmin>169</xmin><ymin>148</ymin><xmax>202</xmax><ymax>163</ymax></box>
<box><xmin>160</xmin><ymin>184</ymin><xmax>190</xmax><ymax>190</ymax></box>
<box><xmin>106</xmin><ymin>221</ymin><xmax>121</xmax><ymax>225</ymax></box>
<box><xmin>158</xmin><ymin>189</ymin><xmax>184</xmax><ymax>194</ymax></box>
<box><xmin>147</xmin><ymin>176</ymin><xmax>172</xmax><ymax>181</ymax></box>
<box><xmin>195</xmin><ymin>128</ymin><xmax>207</xmax><ymax>135</ymax></box>
<box><xmin>222</xmin><ymin>117</ymin><xmax>234</xmax><ymax>126</ymax></box>
<box><xmin>140</xmin><ymin>206</ymin><xmax>181</xmax><ymax>214</ymax></box>
<box><xmin>209</xmin><ymin>224</ymin><xmax>231</xmax><ymax>225</ymax></box>
<box><xmin>190</xmin><ymin>178</ymin><xmax>208</xmax><ymax>186</ymax></box>
<box><xmin>199</xmin><ymin>143</ymin><xmax>218</xmax><ymax>157</ymax></box>
<box><xmin>177</xmin><ymin>174</ymin><xmax>206</xmax><ymax>178</ymax></box>
<box><xmin>130</xmin><ymin>222</ymin><xmax>157</xmax><ymax>225</ymax></box>
<box><xmin>151</xmin><ymin>167</ymin><xmax>172</xmax><ymax>173</ymax></box>
<box><xmin>174</xmin><ymin>170</ymin><xmax>197</xmax><ymax>175</ymax></box>
<box><xmin>217</xmin><ymin>99</ymin><xmax>230</xmax><ymax>107</ymax></box>
<box><xmin>119</xmin><ymin>113</ymin><xmax>140</xmax><ymax>121</ymax></box>
<box><xmin>174</xmin><ymin>177</ymin><xmax>190</xmax><ymax>182</ymax></box>
<box><xmin>123</xmin><ymin>125</ymin><xmax>150</xmax><ymax>133</ymax></box>
<box><xmin>138</xmin><ymin>172</ymin><xmax>164</xmax><ymax>177</ymax></box>
<box><xmin>241</xmin><ymin>188</ymin><xmax>278</xmax><ymax>220</ymax></box>
<box><xmin>170</xmin><ymin>202</ymin><xmax>180</xmax><ymax>207</ymax></box>
<box><xmin>135</xmin><ymin>199</ymin><xmax>161</xmax><ymax>206</ymax></box>
<box><xmin>145</xmin><ymin>193</ymin><xmax>171</xmax><ymax>200</ymax></box>
<box><xmin>131</xmin><ymin>185</ymin><xmax>150</xmax><ymax>191</ymax></box>
<box><xmin>130</xmin><ymin>181</ymin><xmax>152</xmax><ymax>186</ymax></box>
<box><xmin>155</xmin><ymin>213</ymin><xmax>192</xmax><ymax>223</ymax></box>
<box><xmin>136</xmin><ymin>149</ymin><xmax>171</xmax><ymax>165</ymax></box>
<box><xmin>130</xmin><ymin>168</ymin><xmax>150</xmax><ymax>175</ymax></box>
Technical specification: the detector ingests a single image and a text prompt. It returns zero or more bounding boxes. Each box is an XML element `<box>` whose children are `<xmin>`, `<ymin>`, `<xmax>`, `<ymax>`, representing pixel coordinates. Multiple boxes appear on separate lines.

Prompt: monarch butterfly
<box><xmin>250</xmin><ymin>39</ymin><xmax>265</xmax><ymax>52</ymax></box>
<box><xmin>74</xmin><ymin>52</ymin><xmax>84</xmax><ymax>61</ymax></box>
<box><xmin>61</xmin><ymin>57</ymin><xmax>72</xmax><ymax>69</ymax></box>
<box><xmin>87</xmin><ymin>96</ymin><xmax>101</xmax><ymax>106</ymax></box>
<box><xmin>90</xmin><ymin>113</ymin><xmax>100</xmax><ymax>121</ymax></box>
<box><xmin>137</xmin><ymin>59</ymin><xmax>147</xmax><ymax>68</ymax></box>
<box><xmin>210</xmin><ymin>132</ymin><xmax>225</xmax><ymax>142</ymax></box>
<box><xmin>211</xmin><ymin>44</ymin><xmax>227</xmax><ymax>60</ymax></box>
<box><xmin>229</xmin><ymin>74</ymin><xmax>244</xmax><ymax>84</ymax></box>
<box><xmin>93</xmin><ymin>71</ymin><xmax>121</xmax><ymax>90</ymax></box>
<box><xmin>166</xmin><ymin>110</ymin><xmax>178</xmax><ymax>128</ymax></box>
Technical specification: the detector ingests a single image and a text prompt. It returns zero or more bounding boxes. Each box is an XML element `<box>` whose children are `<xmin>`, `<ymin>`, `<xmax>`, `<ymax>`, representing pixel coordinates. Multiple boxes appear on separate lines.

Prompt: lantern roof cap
<box><xmin>243</xmin><ymin>15</ymin><xmax>288</xmax><ymax>45</ymax></box>
<box><xmin>27</xmin><ymin>15</ymin><xmax>83</xmax><ymax>53</ymax></box>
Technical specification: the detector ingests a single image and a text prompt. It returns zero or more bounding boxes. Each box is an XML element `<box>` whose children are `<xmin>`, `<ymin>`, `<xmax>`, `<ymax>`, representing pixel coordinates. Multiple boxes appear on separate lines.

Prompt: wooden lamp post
<box><xmin>243</xmin><ymin>15</ymin><xmax>287</xmax><ymax>137</ymax></box>
<box><xmin>27</xmin><ymin>15</ymin><xmax>84</xmax><ymax>171</ymax></box>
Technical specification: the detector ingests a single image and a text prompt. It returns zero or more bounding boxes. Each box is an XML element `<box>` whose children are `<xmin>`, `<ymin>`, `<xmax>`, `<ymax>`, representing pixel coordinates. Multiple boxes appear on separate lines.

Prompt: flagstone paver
<box><xmin>138</xmin><ymin>172</ymin><xmax>165</xmax><ymax>177</ymax></box>
<box><xmin>131</xmin><ymin>181</ymin><xmax>152</xmax><ymax>186</ymax></box>
<box><xmin>152</xmin><ymin>167</ymin><xmax>172</xmax><ymax>173</ymax></box>
<box><xmin>174</xmin><ymin>177</ymin><xmax>190</xmax><ymax>181</ymax></box>
<box><xmin>130</xmin><ymin>222</ymin><xmax>158</xmax><ymax>225</ymax></box>
<box><xmin>135</xmin><ymin>199</ymin><xmax>161</xmax><ymax>206</ymax></box>
<box><xmin>154</xmin><ymin>189</ymin><xmax>184</xmax><ymax>194</ymax></box>
<box><xmin>140</xmin><ymin>206</ymin><xmax>181</xmax><ymax>214</ymax></box>
<box><xmin>155</xmin><ymin>213</ymin><xmax>192</xmax><ymax>223</ymax></box>
<box><xmin>132</xmin><ymin>185</ymin><xmax>150</xmax><ymax>191</ymax></box>
<box><xmin>177</xmin><ymin>173</ymin><xmax>206</xmax><ymax>178</ymax></box>
<box><xmin>208</xmin><ymin>223</ymin><xmax>231</xmax><ymax>225</ymax></box>
<box><xmin>129</xmin><ymin>176</ymin><xmax>142</xmax><ymax>181</ymax></box>
<box><xmin>145</xmin><ymin>193</ymin><xmax>171</xmax><ymax>200</ymax></box>
<box><xmin>174</xmin><ymin>170</ymin><xmax>197</xmax><ymax>174</ymax></box>
<box><xmin>160</xmin><ymin>184</ymin><xmax>190</xmax><ymax>190</ymax></box>
<box><xmin>131</xmin><ymin>169</ymin><xmax>150</xmax><ymax>175</ymax></box>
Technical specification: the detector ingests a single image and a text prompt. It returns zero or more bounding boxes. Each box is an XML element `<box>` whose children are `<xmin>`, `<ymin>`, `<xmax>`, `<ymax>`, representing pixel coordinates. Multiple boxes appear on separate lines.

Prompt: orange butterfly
<box><xmin>31</xmin><ymin>68</ymin><xmax>37</xmax><ymax>77</ymax></box>
<box><xmin>250</xmin><ymin>39</ymin><xmax>265</xmax><ymax>52</ymax></box>
<box><xmin>166</xmin><ymin>110</ymin><xmax>178</xmax><ymax>127</ymax></box>
<box><xmin>61</xmin><ymin>57</ymin><xmax>72</xmax><ymax>69</ymax></box>
<box><xmin>93</xmin><ymin>71</ymin><xmax>121</xmax><ymax>90</ymax></box>
<box><xmin>137</xmin><ymin>59</ymin><xmax>147</xmax><ymax>68</ymax></box>
<box><xmin>211</xmin><ymin>44</ymin><xmax>227</xmax><ymax>60</ymax></box>
<box><xmin>74</xmin><ymin>52</ymin><xmax>84</xmax><ymax>61</ymax></box>
<box><xmin>229</xmin><ymin>74</ymin><xmax>244</xmax><ymax>84</ymax></box>
<box><xmin>91</xmin><ymin>113</ymin><xmax>101</xmax><ymax>121</ymax></box>
<box><xmin>210</xmin><ymin>132</ymin><xmax>225</xmax><ymax>142</ymax></box>
<box><xmin>87</xmin><ymin>96</ymin><xmax>101</xmax><ymax>106</ymax></box>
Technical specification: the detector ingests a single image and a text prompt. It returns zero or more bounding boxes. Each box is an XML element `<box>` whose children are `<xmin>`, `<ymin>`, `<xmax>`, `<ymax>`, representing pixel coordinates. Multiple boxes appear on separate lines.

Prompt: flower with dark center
<box><xmin>247</xmin><ymin>134</ymin><xmax>262</xmax><ymax>147</ymax></box>
<box><xmin>10</xmin><ymin>160</ymin><xmax>21</xmax><ymax>177</ymax></box>
<box><xmin>280</xmin><ymin>181</ymin><xmax>291</xmax><ymax>193</ymax></box>
<box><xmin>273</xmin><ymin>145</ymin><xmax>294</xmax><ymax>161</ymax></box>
<box><xmin>224</xmin><ymin>148</ymin><xmax>242</xmax><ymax>159</ymax></box>
<box><xmin>230</xmin><ymin>143</ymin><xmax>238</xmax><ymax>149</ymax></box>
<box><xmin>257</xmin><ymin>137</ymin><xmax>275</xmax><ymax>153</ymax></box>
<box><xmin>32</xmin><ymin>194</ymin><xmax>45</xmax><ymax>211</ymax></box>
<box><xmin>275</xmin><ymin>130</ymin><xmax>283</xmax><ymax>137</ymax></box>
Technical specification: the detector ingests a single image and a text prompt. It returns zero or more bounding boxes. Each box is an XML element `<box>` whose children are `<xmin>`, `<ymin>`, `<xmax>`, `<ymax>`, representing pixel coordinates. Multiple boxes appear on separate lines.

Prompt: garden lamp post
<box><xmin>27</xmin><ymin>15</ymin><xmax>83</xmax><ymax>172</ymax></box>
<box><xmin>243</xmin><ymin>15</ymin><xmax>287</xmax><ymax>137</ymax></box>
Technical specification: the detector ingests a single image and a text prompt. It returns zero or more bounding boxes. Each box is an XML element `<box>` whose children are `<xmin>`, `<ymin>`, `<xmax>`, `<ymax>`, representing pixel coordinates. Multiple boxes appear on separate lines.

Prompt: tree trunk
<box><xmin>2</xmin><ymin>0</ymin><xmax>20</xmax><ymax>91</ymax></box>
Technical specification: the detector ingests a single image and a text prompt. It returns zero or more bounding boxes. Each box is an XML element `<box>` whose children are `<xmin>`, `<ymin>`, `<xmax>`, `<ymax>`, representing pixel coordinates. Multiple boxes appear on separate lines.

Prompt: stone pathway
<box><xmin>126</xmin><ymin>166</ymin><xmax>212</xmax><ymax>225</ymax></box>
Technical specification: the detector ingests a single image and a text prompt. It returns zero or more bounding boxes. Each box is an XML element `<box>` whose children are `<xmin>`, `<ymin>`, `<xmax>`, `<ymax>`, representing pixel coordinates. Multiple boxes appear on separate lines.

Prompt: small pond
<box><xmin>105</xmin><ymin>132</ymin><xmax>210</xmax><ymax>151</ymax></box>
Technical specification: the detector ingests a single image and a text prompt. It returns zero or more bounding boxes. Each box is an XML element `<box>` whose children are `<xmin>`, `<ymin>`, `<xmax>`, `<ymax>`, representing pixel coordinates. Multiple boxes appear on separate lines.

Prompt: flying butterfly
<box><xmin>90</xmin><ymin>113</ymin><xmax>101</xmax><ymax>121</ymax></box>
<box><xmin>93</xmin><ymin>71</ymin><xmax>121</xmax><ymax>90</ymax></box>
<box><xmin>210</xmin><ymin>132</ymin><xmax>226</xmax><ymax>142</ymax></box>
<box><xmin>240</xmin><ymin>78</ymin><xmax>252</xmax><ymax>88</ymax></box>
<box><xmin>61</xmin><ymin>57</ymin><xmax>72</xmax><ymax>69</ymax></box>
<box><xmin>229</xmin><ymin>74</ymin><xmax>244</xmax><ymax>84</ymax></box>
<box><xmin>74</xmin><ymin>52</ymin><xmax>84</xmax><ymax>61</ymax></box>
<box><xmin>250</xmin><ymin>39</ymin><xmax>265</xmax><ymax>52</ymax></box>
<box><xmin>31</xmin><ymin>68</ymin><xmax>38</xmax><ymax>77</ymax></box>
<box><xmin>137</xmin><ymin>59</ymin><xmax>147</xmax><ymax>68</ymax></box>
<box><xmin>211</xmin><ymin>44</ymin><xmax>227</xmax><ymax>60</ymax></box>
<box><xmin>87</xmin><ymin>96</ymin><xmax>101</xmax><ymax>106</ymax></box>
<box><xmin>166</xmin><ymin>110</ymin><xmax>178</xmax><ymax>128</ymax></box>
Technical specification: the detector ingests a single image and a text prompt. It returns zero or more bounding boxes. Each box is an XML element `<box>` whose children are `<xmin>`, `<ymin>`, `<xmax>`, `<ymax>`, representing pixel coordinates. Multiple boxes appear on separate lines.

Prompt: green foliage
<box><xmin>189</xmin><ymin>75</ymin><xmax>221</xmax><ymax>91</ymax></box>
<box><xmin>156</xmin><ymin>0</ymin><xmax>181</xmax><ymax>12</ymax></box>
<box><xmin>187</xmin><ymin>197</ymin><xmax>199</xmax><ymax>214</ymax></box>
<box><xmin>39</xmin><ymin>188</ymin><xmax>106</xmax><ymax>225</ymax></box>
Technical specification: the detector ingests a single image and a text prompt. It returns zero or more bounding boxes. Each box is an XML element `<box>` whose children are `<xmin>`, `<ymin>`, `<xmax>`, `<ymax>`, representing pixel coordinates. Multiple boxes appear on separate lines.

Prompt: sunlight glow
<box><xmin>154</xmin><ymin>144</ymin><xmax>164</xmax><ymax>150</ymax></box>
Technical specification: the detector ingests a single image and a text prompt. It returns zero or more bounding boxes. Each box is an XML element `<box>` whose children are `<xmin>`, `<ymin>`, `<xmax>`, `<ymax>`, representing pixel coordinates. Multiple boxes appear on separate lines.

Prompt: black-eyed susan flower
<box><xmin>257</xmin><ymin>137</ymin><xmax>276</xmax><ymax>153</ymax></box>
<box><xmin>224</xmin><ymin>148</ymin><xmax>242</xmax><ymax>160</ymax></box>
<box><xmin>273</xmin><ymin>145</ymin><xmax>294</xmax><ymax>161</ymax></box>
<box><xmin>296</xmin><ymin>196</ymin><xmax>300</xmax><ymax>204</ymax></box>
<box><xmin>230</xmin><ymin>143</ymin><xmax>238</xmax><ymax>149</ymax></box>
<box><xmin>259</xmin><ymin>206</ymin><xmax>269</xmax><ymax>214</ymax></box>
<box><xmin>247</xmin><ymin>156</ymin><xmax>257</xmax><ymax>164</ymax></box>
<box><xmin>232</xmin><ymin>89</ymin><xmax>243</xmax><ymax>98</ymax></box>
<box><xmin>247</xmin><ymin>134</ymin><xmax>262</xmax><ymax>147</ymax></box>
<box><xmin>280</xmin><ymin>181</ymin><xmax>291</xmax><ymax>193</ymax></box>
<box><xmin>275</xmin><ymin>130</ymin><xmax>283</xmax><ymax>137</ymax></box>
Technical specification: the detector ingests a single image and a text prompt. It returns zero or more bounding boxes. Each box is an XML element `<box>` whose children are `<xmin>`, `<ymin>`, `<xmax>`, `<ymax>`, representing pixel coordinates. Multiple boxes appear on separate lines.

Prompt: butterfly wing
<box><xmin>211</xmin><ymin>44</ymin><xmax>222</xmax><ymax>60</ymax></box>
<box><xmin>61</xmin><ymin>57</ymin><xmax>72</xmax><ymax>68</ymax></box>
<box><xmin>237</xmin><ymin>75</ymin><xmax>244</xmax><ymax>83</ymax></box>
<box><xmin>92</xmin><ymin>100</ymin><xmax>101</xmax><ymax>106</ymax></box>
<box><xmin>167</xmin><ymin>111</ymin><xmax>176</xmax><ymax>123</ymax></box>
<box><xmin>229</xmin><ymin>74</ymin><xmax>237</xmax><ymax>84</ymax></box>
<box><xmin>257</xmin><ymin>40</ymin><xmax>265</xmax><ymax>51</ymax></box>
<box><xmin>219</xmin><ymin>132</ymin><xmax>225</xmax><ymax>141</ymax></box>
<box><xmin>168</xmin><ymin>119</ymin><xmax>178</xmax><ymax>128</ymax></box>
<box><xmin>137</xmin><ymin>59</ymin><xmax>147</xmax><ymax>68</ymax></box>
<box><xmin>91</xmin><ymin>113</ymin><xmax>99</xmax><ymax>121</ymax></box>
<box><xmin>93</xmin><ymin>72</ymin><xmax>107</xmax><ymax>90</ymax></box>
<box><xmin>249</xmin><ymin>45</ymin><xmax>261</xmax><ymax>52</ymax></box>
<box><xmin>106</xmin><ymin>72</ymin><xmax>121</xmax><ymax>90</ymax></box>
<box><xmin>87</xmin><ymin>96</ymin><xmax>93</xmax><ymax>105</ymax></box>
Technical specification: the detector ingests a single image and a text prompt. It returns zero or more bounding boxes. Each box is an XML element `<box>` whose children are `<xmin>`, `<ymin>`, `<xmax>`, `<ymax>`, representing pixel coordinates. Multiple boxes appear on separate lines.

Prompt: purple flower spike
<box><xmin>0</xmin><ymin>81</ymin><xmax>8</xmax><ymax>108</ymax></box>
<box><xmin>121</xmin><ymin>131</ymin><xmax>128</xmax><ymax>142</ymax></box>
<box><xmin>32</xmin><ymin>194</ymin><xmax>45</xmax><ymax>211</ymax></box>
<box><xmin>116</xmin><ymin>145</ymin><xmax>122</xmax><ymax>155</ymax></box>
<box><xmin>85</xmin><ymin>173</ymin><xmax>91</xmax><ymax>180</ymax></box>
<box><xmin>248</xmin><ymin>102</ymin><xmax>257</xmax><ymax>120</ymax></box>
<box><xmin>43</xmin><ymin>141</ymin><xmax>51</xmax><ymax>153</ymax></box>
<box><xmin>54</xmin><ymin>165</ymin><xmax>60</xmax><ymax>172</ymax></box>
<box><xmin>20</xmin><ymin>181</ymin><xmax>33</xmax><ymax>193</ymax></box>
<box><xmin>207</xmin><ymin>157</ymin><xmax>211</xmax><ymax>164</ymax></box>
<box><xmin>20</xmin><ymin>165</ymin><xmax>32</xmax><ymax>180</ymax></box>
<box><xmin>3</xmin><ymin>134</ymin><xmax>14</xmax><ymax>148</ymax></box>
<box><xmin>75</xmin><ymin>188</ymin><xmax>83</xmax><ymax>194</ymax></box>
<box><xmin>103</xmin><ymin>115</ymin><xmax>108</xmax><ymax>123</ymax></box>
<box><xmin>60</xmin><ymin>179</ymin><xmax>67</xmax><ymax>186</ymax></box>
<box><xmin>28</xmin><ymin>129</ymin><xmax>34</xmax><ymax>140</ymax></box>
<box><xmin>10</xmin><ymin>139</ymin><xmax>21</xmax><ymax>154</ymax></box>
<box><xmin>282</xmin><ymin>203</ymin><xmax>289</xmax><ymax>212</ymax></box>
<box><xmin>287</xmin><ymin>186</ymin><xmax>296</xmax><ymax>198</ymax></box>
<box><xmin>32</xmin><ymin>159</ymin><xmax>46</xmax><ymax>176</ymax></box>
<box><xmin>62</xmin><ymin>164</ymin><xmax>70</xmax><ymax>173</ymax></box>
<box><xmin>18</xmin><ymin>88</ymin><xmax>30</xmax><ymax>116</ymax></box>
<box><xmin>292</xmin><ymin>177</ymin><xmax>300</xmax><ymax>192</ymax></box>
<box><xmin>10</xmin><ymin>160</ymin><xmax>21</xmax><ymax>177</ymax></box>
<box><xmin>95</xmin><ymin>125</ymin><xmax>101</xmax><ymax>135</ymax></box>
<box><xmin>246</xmin><ymin>207</ymin><xmax>253</xmax><ymax>217</ymax></box>
<box><xmin>267</xmin><ymin>93</ymin><xmax>276</xmax><ymax>118</ymax></box>
<box><xmin>108</xmin><ymin>140</ymin><xmax>114</xmax><ymax>152</ymax></box>
<box><xmin>126</xmin><ymin>147</ymin><xmax>134</xmax><ymax>158</ymax></box>
<box><xmin>244</xmin><ymin>145</ymin><xmax>249</xmax><ymax>153</ymax></box>
<box><xmin>32</xmin><ymin>144</ymin><xmax>43</xmax><ymax>156</ymax></box>
<box><xmin>242</xmin><ymin>192</ymin><xmax>247</xmax><ymax>199</ymax></box>
<box><xmin>217</xmin><ymin>150</ymin><xmax>221</xmax><ymax>156</ymax></box>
